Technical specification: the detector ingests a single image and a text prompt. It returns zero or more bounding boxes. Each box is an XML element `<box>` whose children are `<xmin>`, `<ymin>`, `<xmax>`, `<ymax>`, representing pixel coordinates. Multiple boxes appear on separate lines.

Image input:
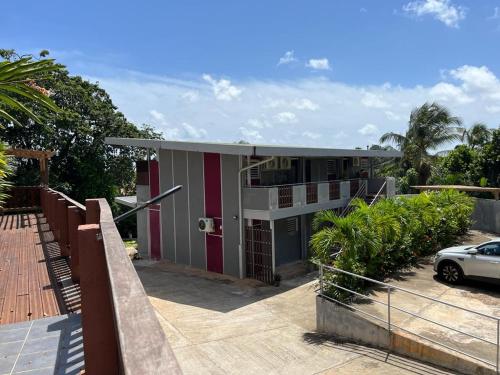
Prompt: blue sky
<box><xmin>4</xmin><ymin>0</ymin><xmax>500</xmax><ymax>147</ymax></box>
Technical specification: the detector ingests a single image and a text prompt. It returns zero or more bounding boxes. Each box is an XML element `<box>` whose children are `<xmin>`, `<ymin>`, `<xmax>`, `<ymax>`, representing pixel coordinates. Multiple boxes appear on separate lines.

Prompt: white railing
<box><xmin>369</xmin><ymin>180</ymin><xmax>387</xmax><ymax>207</ymax></box>
<box><xmin>340</xmin><ymin>179</ymin><xmax>367</xmax><ymax>216</ymax></box>
<box><xmin>317</xmin><ymin>263</ymin><xmax>500</xmax><ymax>373</ymax></box>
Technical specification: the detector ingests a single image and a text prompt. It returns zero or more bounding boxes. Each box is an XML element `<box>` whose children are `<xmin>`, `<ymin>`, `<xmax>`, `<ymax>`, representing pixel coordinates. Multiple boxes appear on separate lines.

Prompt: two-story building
<box><xmin>107</xmin><ymin>137</ymin><xmax>400</xmax><ymax>283</ymax></box>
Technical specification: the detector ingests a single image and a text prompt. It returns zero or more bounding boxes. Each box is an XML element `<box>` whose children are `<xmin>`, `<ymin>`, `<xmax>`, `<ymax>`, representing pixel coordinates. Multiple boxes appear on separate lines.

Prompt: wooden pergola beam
<box><xmin>5</xmin><ymin>148</ymin><xmax>55</xmax><ymax>160</ymax></box>
<box><xmin>5</xmin><ymin>148</ymin><xmax>55</xmax><ymax>186</ymax></box>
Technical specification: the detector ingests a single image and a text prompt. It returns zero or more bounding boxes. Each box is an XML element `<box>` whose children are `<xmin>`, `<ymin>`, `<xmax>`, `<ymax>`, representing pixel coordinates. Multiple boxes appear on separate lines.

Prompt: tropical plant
<box><xmin>0</xmin><ymin>143</ymin><xmax>12</xmax><ymax>207</ymax></box>
<box><xmin>380</xmin><ymin>102</ymin><xmax>463</xmax><ymax>184</ymax></box>
<box><xmin>0</xmin><ymin>57</ymin><xmax>163</xmax><ymax>204</ymax></box>
<box><xmin>469</xmin><ymin>128</ymin><xmax>500</xmax><ymax>187</ymax></box>
<box><xmin>311</xmin><ymin>190</ymin><xmax>474</xmax><ymax>300</ymax></box>
<box><xmin>0</xmin><ymin>50</ymin><xmax>62</xmax><ymax>206</ymax></box>
<box><xmin>462</xmin><ymin>123</ymin><xmax>492</xmax><ymax>149</ymax></box>
<box><xmin>0</xmin><ymin>51</ymin><xmax>61</xmax><ymax>126</ymax></box>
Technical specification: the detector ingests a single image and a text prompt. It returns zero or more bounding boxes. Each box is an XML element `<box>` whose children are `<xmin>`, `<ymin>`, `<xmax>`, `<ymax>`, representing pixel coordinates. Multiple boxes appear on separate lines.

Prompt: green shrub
<box><xmin>311</xmin><ymin>190</ymin><xmax>474</xmax><ymax>301</ymax></box>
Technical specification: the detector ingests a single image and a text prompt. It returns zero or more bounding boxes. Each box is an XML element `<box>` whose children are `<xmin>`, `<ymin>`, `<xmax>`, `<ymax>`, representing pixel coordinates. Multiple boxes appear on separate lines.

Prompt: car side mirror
<box><xmin>467</xmin><ymin>249</ymin><xmax>478</xmax><ymax>255</ymax></box>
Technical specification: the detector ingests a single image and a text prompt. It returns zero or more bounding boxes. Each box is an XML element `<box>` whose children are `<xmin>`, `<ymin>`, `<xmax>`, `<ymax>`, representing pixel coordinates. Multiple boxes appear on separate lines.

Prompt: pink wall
<box><xmin>203</xmin><ymin>153</ymin><xmax>223</xmax><ymax>273</ymax></box>
<box><xmin>149</xmin><ymin>160</ymin><xmax>161</xmax><ymax>260</ymax></box>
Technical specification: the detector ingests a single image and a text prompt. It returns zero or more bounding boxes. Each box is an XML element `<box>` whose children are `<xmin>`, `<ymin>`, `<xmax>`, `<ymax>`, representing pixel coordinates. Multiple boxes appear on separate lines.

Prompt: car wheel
<box><xmin>438</xmin><ymin>262</ymin><xmax>463</xmax><ymax>284</ymax></box>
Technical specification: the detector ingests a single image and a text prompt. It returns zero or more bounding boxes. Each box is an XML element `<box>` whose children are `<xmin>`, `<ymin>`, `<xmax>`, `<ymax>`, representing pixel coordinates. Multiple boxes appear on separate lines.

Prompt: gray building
<box><xmin>108</xmin><ymin>137</ymin><xmax>400</xmax><ymax>283</ymax></box>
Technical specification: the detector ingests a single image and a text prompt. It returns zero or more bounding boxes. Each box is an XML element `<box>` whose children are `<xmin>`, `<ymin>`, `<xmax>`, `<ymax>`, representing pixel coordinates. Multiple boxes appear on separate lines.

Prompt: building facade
<box><xmin>109</xmin><ymin>138</ymin><xmax>400</xmax><ymax>282</ymax></box>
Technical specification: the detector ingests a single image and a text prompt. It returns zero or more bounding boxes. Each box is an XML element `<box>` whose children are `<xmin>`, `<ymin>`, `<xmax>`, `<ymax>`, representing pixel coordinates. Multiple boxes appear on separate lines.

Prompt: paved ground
<box><xmin>136</xmin><ymin>262</ymin><xmax>452</xmax><ymax>375</ymax></box>
<box><xmin>350</xmin><ymin>230</ymin><xmax>500</xmax><ymax>370</ymax></box>
<box><xmin>0</xmin><ymin>314</ymin><xmax>84</xmax><ymax>374</ymax></box>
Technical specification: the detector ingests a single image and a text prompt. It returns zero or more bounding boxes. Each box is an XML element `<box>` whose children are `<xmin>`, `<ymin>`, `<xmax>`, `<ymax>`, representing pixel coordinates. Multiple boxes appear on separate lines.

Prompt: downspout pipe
<box><xmin>237</xmin><ymin>156</ymin><xmax>275</xmax><ymax>278</ymax></box>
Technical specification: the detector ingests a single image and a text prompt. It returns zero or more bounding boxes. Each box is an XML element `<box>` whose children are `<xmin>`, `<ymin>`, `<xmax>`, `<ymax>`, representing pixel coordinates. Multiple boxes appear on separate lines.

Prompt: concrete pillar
<box><xmin>293</xmin><ymin>185</ymin><xmax>306</xmax><ymax>207</ymax></box>
<box><xmin>269</xmin><ymin>187</ymin><xmax>279</xmax><ymax>210</ymax></box>
<box><xmin>386</xmin><ymin>177</ymin><xmax>396</xmax><ymax>197</ymax></box>
<box><xmin>318</xmin><ymin>183</ymin><xmax>329</xmax><ymax>203</ymax></box>
<box><xmin>340</xmin><ymin>181</ymin><xmax>350</xmax><ymax>201</ymax></box>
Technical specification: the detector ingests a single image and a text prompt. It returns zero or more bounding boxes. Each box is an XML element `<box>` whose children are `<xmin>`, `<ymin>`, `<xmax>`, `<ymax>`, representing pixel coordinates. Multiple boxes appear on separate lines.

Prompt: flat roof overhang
<box><xmin>105</xmin><ymin>137</ymin><xmax>402</xmax><ymax>158</ymax></box>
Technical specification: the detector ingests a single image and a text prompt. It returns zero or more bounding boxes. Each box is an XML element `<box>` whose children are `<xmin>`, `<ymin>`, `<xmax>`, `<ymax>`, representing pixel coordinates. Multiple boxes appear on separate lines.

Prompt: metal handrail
<box><xmin>340</xmin><ymin>180</ymin><xmax>367</xmax><ymax>217</ymax></box>
<box><xmin>369</xmin><ymin>180</ymin><xmax>387</xmax><ymax>207</ymax></box>
<box><xmin>113</xmin><ymin>185</ymin><xmax>182</xmax><ymax>223</ymax></box>
<box><xmin>317</xmin><ymin>263</ymin><xmax>500</xmax><ymax>372</ymax></box>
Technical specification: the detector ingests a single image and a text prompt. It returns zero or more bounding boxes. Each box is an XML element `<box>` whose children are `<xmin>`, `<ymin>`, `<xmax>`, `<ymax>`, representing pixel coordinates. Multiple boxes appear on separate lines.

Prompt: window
<box><xmin>286</xmin><ymin>217</ymin><xmax>298</xmax><ymax>234</ymax></box>
<box><xmin>477</xmin><ymin>242</ymin><xmax>500</xmax><ymax>256</ymax></box>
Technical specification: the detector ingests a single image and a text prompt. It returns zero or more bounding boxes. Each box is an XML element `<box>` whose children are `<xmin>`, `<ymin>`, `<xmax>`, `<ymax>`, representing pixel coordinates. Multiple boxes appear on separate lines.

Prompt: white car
<box><xmin>434</xmin><ymin>239</ymin><xmax>500</xmax><ymax>284</ymax></box>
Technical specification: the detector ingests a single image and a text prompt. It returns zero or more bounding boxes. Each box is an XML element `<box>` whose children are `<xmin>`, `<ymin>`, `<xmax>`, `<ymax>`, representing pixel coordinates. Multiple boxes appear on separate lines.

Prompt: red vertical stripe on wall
<box><xmin>149</xmin><ymin>160</ymin><xmax>161</xmax><ymax>260</ymax></box>
<box><xmin>203</xmin><ymin>153</ymin><xmax>223</xmax><ymax>274</ymax></box>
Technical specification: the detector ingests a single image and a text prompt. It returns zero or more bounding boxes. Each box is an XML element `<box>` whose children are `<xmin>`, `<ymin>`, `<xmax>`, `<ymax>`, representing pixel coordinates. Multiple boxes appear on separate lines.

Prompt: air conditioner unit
<box><xmin>353</xmin><ymin>157</ymin><xmax>360</xmax><ymax>167</ymax></box>
<box><xmin>198</xmin><ymin>218</ymin><xmax>215</xmax><ymax>233</ymax></box>
<box><xmin>264</xmin><ymin>158</ymin><xmax>279</xmax><ymax>170</ymax></box>
<box><xmin>280</xmin><ymin>157</ymin><xmax>292</xmax><ymax>170</ymax></box>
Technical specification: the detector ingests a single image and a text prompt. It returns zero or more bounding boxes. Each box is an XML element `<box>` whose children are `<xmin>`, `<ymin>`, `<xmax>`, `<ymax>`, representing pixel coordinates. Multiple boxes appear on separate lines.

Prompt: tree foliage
<box><xmin>380</xmin><ymin>102</ymin><xmax>463</xmax><ymax>184</ymax></box>
<box><xmin>0</xmin><ymin>54</ymin><xmax>162</xmax><ymax>204</ymax></box>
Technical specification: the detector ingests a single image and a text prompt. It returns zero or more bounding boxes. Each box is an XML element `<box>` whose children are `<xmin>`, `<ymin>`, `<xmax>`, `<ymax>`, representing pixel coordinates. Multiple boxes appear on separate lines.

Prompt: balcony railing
<box><xmin>34</xmin><ymin>187</ymin><xmax>181</xmax><ymax>374</ymax></box>
<box><xmin>329</xmin><ymin>181</ymin><xmax>340</xmax><ymax>200</ymax></box>
<box><xmin>278</xmin><ymin>185</ymin><xmax>293</xmax><ymax>208</ymax></box>
<box><xmin>243</xmin><ymin>178</ymin><xmax>372</xmax><ymax>215</ymax></box>
<box><xmin>306</xmin><ymin>183</ymin><xmax>318</xmax><ymax>204</ymax></box>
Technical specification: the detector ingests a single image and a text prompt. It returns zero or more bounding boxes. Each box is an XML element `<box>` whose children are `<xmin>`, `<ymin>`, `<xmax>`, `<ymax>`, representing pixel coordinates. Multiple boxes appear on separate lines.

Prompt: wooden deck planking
<box><xmin>0</xmin><ymin>213</ymin><xmax>81</xmax><ymax>325</ymax></box>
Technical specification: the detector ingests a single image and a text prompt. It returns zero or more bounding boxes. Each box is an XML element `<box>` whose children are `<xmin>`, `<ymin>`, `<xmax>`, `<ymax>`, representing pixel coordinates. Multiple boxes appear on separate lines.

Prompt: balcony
<box><xmin>0</xmin><ymin>186</ymin><xmax>180</xmax><ymax>374</ymax></box>
<box><xmin>243</xmin><ymin>179</ymin><xmax>368</xmax><ymax>220</ymax></box>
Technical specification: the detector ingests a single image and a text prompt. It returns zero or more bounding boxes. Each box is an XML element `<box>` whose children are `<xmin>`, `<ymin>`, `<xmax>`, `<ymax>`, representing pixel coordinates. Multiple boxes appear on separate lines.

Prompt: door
<box><xmin>466</xmin><ymin>242</ymin><xmax>500</xmax><ymax>279</ymax></box>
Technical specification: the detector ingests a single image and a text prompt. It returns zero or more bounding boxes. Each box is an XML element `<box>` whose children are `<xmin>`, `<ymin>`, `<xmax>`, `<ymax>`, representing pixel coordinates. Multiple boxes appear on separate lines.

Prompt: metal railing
<box><xmin>317</xmin><ymin>263</ymin><xmax>500</xmax><ymax>373</ymax></box>
<box><xmin>340</xmin><ymin>180</ymin><xmax>367</xmax><ymax>217</ymax></box>
<box><xmin>369</xmin><ymin>180</ymin><xmax>387</xmax><ymax>207</ymax></box>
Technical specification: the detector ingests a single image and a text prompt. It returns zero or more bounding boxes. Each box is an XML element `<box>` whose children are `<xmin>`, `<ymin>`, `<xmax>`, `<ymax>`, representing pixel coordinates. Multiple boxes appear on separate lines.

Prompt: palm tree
<box><xmin>462</xmin><ymin>123</ymin><xmax>491</xmax><ymax>149</ymax></box>
<box><xmin>0</xmin><ymin>55</ymin><xmax>60</xmax><ymax>126</ymax></box>
<box><xmin>0</xmin><ymin>52</ymin><xmax>61</xmax><ymax>207</ymax></box>
<box><xmin>379</xmin><ymin>102</ymin><xmax>463</xmax><ymax>184</ymax></box>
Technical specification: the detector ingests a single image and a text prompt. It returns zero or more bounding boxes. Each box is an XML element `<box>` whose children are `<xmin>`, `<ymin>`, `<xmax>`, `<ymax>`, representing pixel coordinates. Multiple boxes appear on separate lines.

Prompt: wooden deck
<box><xmin>0</xmin><ymin>213</ymin><xmax>81</xmax><ymax>325</ymax></box>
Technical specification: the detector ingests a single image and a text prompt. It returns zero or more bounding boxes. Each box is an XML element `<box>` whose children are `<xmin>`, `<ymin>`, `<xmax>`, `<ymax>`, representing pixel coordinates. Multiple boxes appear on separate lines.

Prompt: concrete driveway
<box><xmin>351</xmin><ymin>230</ymin><xmax>500</xmax><ymax>371</ymax></box>
<box><xmin>135</xmin><ymin>262</ymin><xmax>451</xmax><ymax>375</ymax></box>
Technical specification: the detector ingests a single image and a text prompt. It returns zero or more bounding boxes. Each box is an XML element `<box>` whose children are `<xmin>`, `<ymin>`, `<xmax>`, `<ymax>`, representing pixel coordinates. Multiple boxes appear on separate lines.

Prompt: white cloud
<box><xmin>429</xmin><ymin>82</ymin><xmax>473</xmax><ymax>103</ymax></box>
<box><xmin>265</xmin><ymin>98</ymin><xmax>319</xmax><ymax>111</ymax></box>
<box><xmin>306</xmin><ymin>58</ymin><xmax>331</xmax><ymax>71</ymax></box>
<box><xmin>302</xmin><ymin>131</ymin><xmax>321</xmax><ymax>140</ymax></box>
<box><xmin>180</xmin><ymin>90</ymin><xmax>199</xmax><ymax>102</ymax></box>
<box><xmin>403</xmin><ymin>0</ymin><xmax>466</xmax><ymax>28</ymax></box>
<box><xmin>88</xmin><ymin>63</ymin><xmax>500</xmax><ymax>149</ymax></box>
<box><xmin>149</xmin><ymin>109</ymin><xmax>168</xmax><ymax>125</ymax></box>
<box><xmin>239</xmin><ymin>127</ymin><xmax>263</xmax><ymax>141</ymax></box>
<box><xmin>488</xmin><ymin>7</ymin><xmax>499</xmax><ymax>20</ymax></box>
<box><xmin>361</xmin><ymin>92</ymin><xmax>390</xmax><ymax>108</ymax></box>
<box><xmin>449</xmin><ymin>65</ymin><xmax>499</xmax><ymax>93</ymax></box>
<box><xmin>202</xmin><ymin>74</ymin><xmax>242</xmax><ymax>101</ymax></box>
<box><xmin>291</xmin><ymin>98</ymin><xmax>319</xmax><ymax>111</ymax></box>
<box><xmin>358</xmin><ymin>123</ymin><xmax>379</xmax><ymax>136</ymax></box>
<box><xmin>182</xmin><ymin>122</ymin><xmax>207</xmax><ymax>139</ymax></box>
<box><xmin>273</xmin><ymin>112</ymin><xmax>298</xmax><ymax>124</ymax></box>
<box><xmin>278</xmin><ymin>50</ymin><xmax>297</xmax><ymax>66</ymax></box>
<box><xmin>384</xmin><ymin>111</ymin><xmax>401</xmax><ymax>121</ymax></box>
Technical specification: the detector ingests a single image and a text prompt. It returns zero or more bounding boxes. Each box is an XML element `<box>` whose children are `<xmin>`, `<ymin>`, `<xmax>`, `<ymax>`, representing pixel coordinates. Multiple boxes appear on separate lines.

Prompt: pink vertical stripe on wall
<box><xmin>203</xmin><ymin>153</ymin><xmax>223</xmax><ymax>274</ymax></box>
<box><xmin>149</xmin><ymin>160</ymin><xmax>161</xmax><ymax>260</ymax></box>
